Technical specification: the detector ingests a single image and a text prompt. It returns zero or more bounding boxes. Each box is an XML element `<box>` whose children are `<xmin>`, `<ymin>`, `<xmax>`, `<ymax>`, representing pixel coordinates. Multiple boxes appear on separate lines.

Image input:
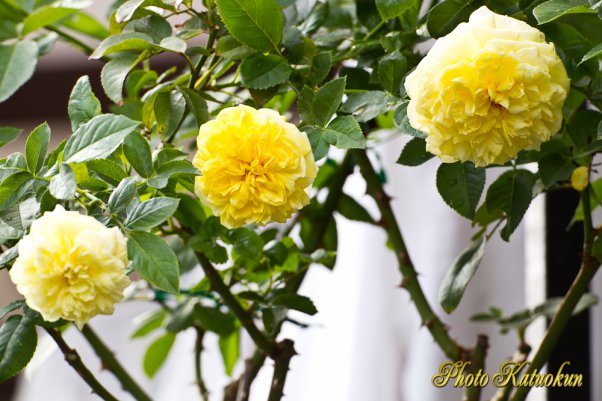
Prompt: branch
<box><xmin>46</xmin><ymin>27</ymin><xmax>95</xmax><ymax>56</ymax></box>
<box><xmin>509</xmin><ymin>185</ymin><xmax>600</xmax><ymax>401</ymax></box>
<box><xmin>196</xmin><ymin>252</ymin><xmax>277</xmax><ymax>357</ymax></box>
<box><xmin>463</xmin><ymin>335</ymin><xmax>488</xmax><ymax>401</ymax></box>
<box><xmin>194</xmin><ymin>327</ymin><xmax>210</xmax><ymax>401</ymax></box>
<box><xmin>267</xmin><ymin>340</ymin><xmax>296</xmax><ymax>401</ymax></box>
<box><xmin>491</xmin><ymin>341</ymin><xmax>531</xmax><ymax>401</ymax></box>
<box><xmin>45</xmin><ymin>328</ymin><xmax>119</xmax><ymax>401</ymax></box>
<box><xmin>80</xmin><ymin>325</ymin><xmax>152</xmax><ymax>401</ymax></box>
<box><xmin>351</xmin><ymin>149</ymin><xmax>462</xmax><ymax>360</ymax></box>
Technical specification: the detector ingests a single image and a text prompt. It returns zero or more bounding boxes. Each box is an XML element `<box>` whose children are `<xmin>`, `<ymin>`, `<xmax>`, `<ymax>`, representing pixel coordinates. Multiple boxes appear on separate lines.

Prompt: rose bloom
<box><xmin>571</xmin><ymin>166</ymin><xmax>589</xmax><ymax>192</ymax></box>
<box><xmin>193</xmin><ymin>105</ymin><xmax>317</xmax><ymax>228</ymax></box>
<box><xmin>9</xmin><ymin>206</ymin><xmax>130</xmax><ymax>328</ymax></box>
<box><xmin>405</xmin><ymin>6</ymin><xmax>570</xmax><ymax>167</ymax></box>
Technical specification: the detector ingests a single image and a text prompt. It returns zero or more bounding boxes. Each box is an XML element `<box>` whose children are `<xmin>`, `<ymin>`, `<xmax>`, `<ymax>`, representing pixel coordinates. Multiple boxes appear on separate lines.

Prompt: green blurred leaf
<box><xmin>194</xmin><ymin>305</ymin><xmax>236</xmax><ymax>337</ymax></box>
<box><xmin>63</xmin><ymin>114</ymin><xmax>140</xmax><ymax>163</ymax></box>
<box><xmin>378</xmin><ymin>51</ymin><xmax>407</xmax><ymax>95</ymax></box>
<box><xmin>376</xmin><ymin>0</ymin><xmax>416</xmax><ymax>20</ymax></box>
<box><xmin>240</xmin><ymin>54</ymin><xmax>292</xmax><ymax>89</ymax></box>
<box><xmin>216</xmin><ymin>0</ymin><xmax>284</xmax><ymax>53</ymax></box>
<box><xmin>91</xmin><ymin>32</ymin><xmax>154</xmax><ymax>59</ymax></box>
<box><xmin>128</xmin><ymin>231</ymin><xmax>180</xmax><ymax>294</ymax></box>
<box><xmin>131</xmin><ymin>309</ymin><xmax>167</xmax><ymax>339</ymax></box>
<box><xmin>0</xmin><ymin>315</ymin><xmax>37</xmax><ymax>382</ymax></box>
<box><xmin>68</xmin><ymin>76</ymin><xmax>102</xmax><ymax>132</ymax></box>
<box><xmin>143</xmin><ymin>332</ymin><xmax>175</xmax><ymax>378</ymax></box>
<box><xmin>436</xmin><ymin>162</ymin><xmax>485</xmax><ymax>220</ymax></box>
<box><xmin>396</xmin><ymin>137</ymin><xmax>434</xmax><ymax>166</ymax></box>
<box><xmin>538</xmin><ymin>153</ymin><xmax>574</xmax><ymax>188</ymax></box>
<box><xmin>427</xmin><ymin>0</ymin><xmax>484</xmax><ymax>38</ymax></box>
<box><xmin>393</xmin><ymin>101</ymin><xmax>425</xmax><ymax>138</ymax></box>
<box><xmin>439</xmin><ymin>236</ymin><xmax>486</xmax><ymax>313</ymax></box>
<box><xmin>0</xmin><ymin>128</ymin><xmax>21</xmax><ymax>148</ymax></box>
<box><xmin>22</xmin><ymin>6</ymin><xmax>77</xmax><ymax>35</ymax></box>
<box><xmin>218</xmin><ymin>329</ymin><xmax>239</xmax><ymax>376</ymax></box>
<box><xmin>271</xmin><ymin>293</ymin><xmax>317</xmax><ymax>315</ymax></box>
<box><xmin>579</xmin><ymin>43</ymin><xmax>602</xmax><ymax>65</ymax></box>
<box><xmin>125</xmin><ymin>197</ymin><xmax>180</xmax><ymax>230</ymax></box>
<box><xmin>337</xmin><ymin>193</ymin><xmax>375</xmax><ymax>224</ymax></box>
<box><xmin>0</xmin><ymin>41</ymin><xmax>39</xmax><ymax>103</ymax></box>
<box><xmin>0</xmin><ymin>301</ymin><xmax>23</xmax><ymax>320</ymax></box>
<box><xmin>25</xmin><ymin>123</ymin><xmax>50</xmax><ymax>174</ymax></box>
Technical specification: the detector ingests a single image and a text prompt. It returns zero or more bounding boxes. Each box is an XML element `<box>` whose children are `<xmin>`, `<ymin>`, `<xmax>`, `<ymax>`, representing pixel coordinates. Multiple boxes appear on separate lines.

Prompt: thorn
<box><xmin>399</xmin><ymin>277</ymin><xmax>411</xmax><ymax>289</ymax></box>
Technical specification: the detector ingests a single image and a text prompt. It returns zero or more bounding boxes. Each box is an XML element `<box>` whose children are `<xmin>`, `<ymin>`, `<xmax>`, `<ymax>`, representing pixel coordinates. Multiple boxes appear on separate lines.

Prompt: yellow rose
<box><xmin>193</xmin><ymin>105</ymin><xmax>317</xmax><ymax>228</ymax></box>
<box><xmin>404</xmin><ymin>6</ymin><xmax>570</xmax><ymax>167</ymax></box>
<box><xmin>9</xmin><ymin>206</ymin><xmax>130</xmax><ymax>328</ymax></box>
<box><xmin>571</xmin><ymin>166</ymin><xmax>589</xmax><ymax>191</ymax></box>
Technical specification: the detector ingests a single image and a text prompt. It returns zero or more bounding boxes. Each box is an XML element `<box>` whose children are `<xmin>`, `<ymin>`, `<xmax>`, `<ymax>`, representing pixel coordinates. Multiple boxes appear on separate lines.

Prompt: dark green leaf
<box><xmin>87</xmin><ymin>159</ymin><xmax>128</xmax><ymax>185</ymax></box>
<box><xmin>63</xmin><ymin>114</ymin><xmax>140</xmax><ymax>163</ymax></box>
<box><xmin>25</xmin><ymin>123</ymin><xmax>50</xmax><ymax>174</ymax></box>
<box><xmin>337</xmin><ymin>193</ymin><xmax>375</xmax><ymax>224</ymax></box>
<box><xmin>0</xmin><ymin>315</ymin><xmax>37</xmax><ymax>382</ymax></box>
<box><xmin>426</xmin><ymin>0</ymin><xmax>484</xmax><ymax>38</ymax></box>
<box><xmin>177</xmin><ymin>87</ymin><xmax>208</xmax><ymax>126</ymax></box>
<box><xmin>396</xmin><ymin>137</ymin><xmax>434</xmax><ymax>166</ymax></box>
<box><xmin>125</xmin><ymin>197</ymin><xmax>180</xmax><ymax>230</ymax></box>
<box><xmin>271</xmin><ymin>293</ymin><xmax>317</xmax><ymax>315</ymax></box>
<box><xmin>579</xmin><ymin>43</ymin><xmax>602</xmax><ymax>65</ymax></box>
<box><xmin>439</xmin><ymin>236</ymin><xmax>486</xmax><ymax>313</ymax></box>
<box><xmin>0</xmin><ymin>172</ymin><xmax>33</xmax><ymax>212</ymax></box>
<box><xmin>128</xmin><ymin>231</ymin><xmax>180</xmax><ymax>294</ymax></box>
<box><xmin>312</xmin><ymin>77</ymin><xmax>346</xmax><ymax>126</ymax></box>
<box><xmin>216</xmin><ymin>0</ymin><xmax>284</xmax><ymax>53</ymax></box>
<box><xmin>68</xmin><ymin>76</ymin><xmax>102</xmax><ymax>131</ymax></box>
<box><xmin>340</xmin><ymin>91</ymin><xmax>399</xmax><ymax>122</ymax></box>
<box><xmin>376</xmin><ymin>0</ymin><xmax>416</xmax><ymax>20</ymax></box>
<box><xmin>538</xmin><ymin>153</ymin><xmax>574</xmax><ymax>188</ymax></box>
<box><xmin>101</xmin><ymin>53</ymin><xmax>143</xmax><ymax>104</ymax></box>
<box><xmin>436</xmin><ymin>162</ymin><xmax>485</xmax><ymax>219</ymax></box>
<box><xmin>154</xmin><ymin>90</ymin><xmax>185</xmax><ymax>140</ymax></box>
<box><xmin>0</xmin><ymin>128</ymin><xmax>21</xmax><ymax>148</ymax></box>
<box><xmin>393</xmin><ymin>101</ymin><xmax>425</xmax><ymax>138</ymax></box>
<box><xmin>194</xmin><ymin>305</ymin><xmax>236</xmax><ymax>337</ymax></box>
<box><xmin>533</xmin><ymin>0</ymin><xmax>594</xmax><ymax>24</ymax></box>
<box><xmin>123</xmin><ymin>132</ymin><xmax>153</xmax><ymax>178</ymax></box>
<box><xmin>148</xmin><ymin>159</ymin><xmax>198</xmax><ymax>189</ymax></box>
<box><xmin>90</xmin><ymin>32</ymin><xmax>154</xmax><ymax>59</ymax></box>
<box><xmin>323</xmin><ymin>115</ymin><xmax>365</xmax><ymax>149</ymax></box>
<box><xmin>378</xmin><ymin>51</ymin><xmax>407</xmax><ymax>95</ymax></box>
<box><xmin>486</xmin><ymin>170</ymin><xmax>535</xmax><ymax>241</ymax></box>
<box><xmin>240</xmin><ymin>54</ymin><xmax>292</xmax><ymax>89</ymax></box>
<box><xmin>0</xmin><ymin>301</ymin><xmax>23</xmax><ymax>320</ymax></box>
<box><xmin>108</xmin><ymin>177</ymin><xmax>137</xmax><ymax>213</ymax></box>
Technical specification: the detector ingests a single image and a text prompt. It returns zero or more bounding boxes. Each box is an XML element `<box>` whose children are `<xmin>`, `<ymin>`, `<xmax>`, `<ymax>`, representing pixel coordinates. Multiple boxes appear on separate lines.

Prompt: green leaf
<box><xmin>396</xmin><ymin>137</ymin><xmax>435</xmax><ymax>166</ymax></box>
<box><xmin>194</xmin><ymin>306</ymin><xmax>236</xmax><ymax>337</ymax></box>
<box><xmin>0</xmin><ymin>315</ymin><xmax>37</xmax><ymax>382</ymax></box>
<box><xmin>62</xmin><ymin>12</ymin><xmax>110</xmax><ymax>40</ymax></box>
<box><xmin>148</xmin><ymin>160</ymin><xmax>198</xmax><ymax>189</ymax></box>
<box><xmin>48</xmin><ymin>164</ymin><xmax>76</xmax><ymax>200</ymax></box>
<box><xmin>216</xmin><ymin>0</ymin><xmax>284</xmax><ymax>53</ymax></box>
<box><xmin>108</xmin><ymin>177</ymin><xmax>137</xmax><ymax>214</ymax></box>
<box><xmin>128</xmin><ymin>231</ymin><xmax>180</xmax><ymax>293</ymax></box>
<box><xmin>0</xmin><ymin>301</ymin><xmax>23</xmax><ymax>320</ymax></box>
<box><xmin>154</xmin><ymin>90</ymin><xmax>185</xmax><ymax>140</ymax></box>
<box><xmin>63</xmin><ymin>114</ymin><xmax>141</xmax><ymax>163</ymax></box>
<box><xmin>533</xmin><ymin>0</ymin><xmax>595</xmax><ymax>24</ymax></box>
<box><xmin>143</xmin><ymin>332</ymin><xmax>175</xmax><ymax>378</ymax></box>
<box><xmin>87</xmin><ymin>159</ymin><xmax>128</xmax><ymax>185</ymax></box>
<box><xmin>0</xmin><ymin>172</ymin><xmax>33</xmax><ymax>212</ymax></box>
<box><xmin>131</xmin><ymin>309</ymin><xmax>167</xmax><ymax>339</ymax></box>
<box><xmin>538</xmin><ymin>153</ymin><xmax>574</xmax><ymax>188</ymax></box>
<box><xmin>227</xmin><ymin>227</ymin><xmax>264</xmax><ymax>261</ymax></box>
<box><xmin>306</xmin><ymin>51</ymin><xmax>331</xmax><ymax>86</ymax></box>
<box><xmin>90</xmin><ymin>32</ymin><xmax>154</xmax><ymax>59</ymax></box>
<box><xmin>436</xmin><ymin>162</ymin><xmax>485</xmax><ymax>220</ymax></box>
<box><xmin>125</xmin><ymin>197</ymin><xmax>180</xmax><ymax>230</ymax></box>
<box><xmin>68</xmin><ymin>76</ymin><xmax>102</xmax><ymax>132</ymax></box>
<box><xmin>218</xmin><ymin>329</ymin><xmax>239</xmax><ymax>376</ymax></box>
<box><xmin>22</xmin><ymin>6</ymin><xmax>78</xmax><ymax>35</ymax></box>
<box><xmin>378</xmin><ymin>51</ymin><xmax>407</xmax><ymax>95</ymax></box>
<box><xmin>0</xmin><ymin>128</ymin><xmax>21</xmax><ymax>148</ymax></box>
<box><xmin>116</xmin><ymin>0</ymin><xmax>146</xmax><ymax>23</ymax></box>
<box><xmin>314</xmin><ymin>77</ymin><xmax>346</xmax><ymax>126</ymax></box>
<box><xmin>240</xmin><ymin>54</ymin><xmax>292</xmax><ymax>89</ymax></box>
<box><xmin>340</xmin><ymin>91</ymin><xmax>399</xmax><ymax>122</ymax></box>
<box><xmin>426</xmin><ymin>0</ymin><xmax>484</xmax><ymax>38</ymax></box>
<box><xmin>323</xmin><ymin>115</ymin><xmax>365</xmax><ymax>149</ymax></box>
<box><xmin>376</xmin><ymin>0</ymin><xmax>416</xmax><ymax>20</ymax></box>
<box><xmin>439</xmin><ymin>236</ymin><xmax>486</xmax><ymax>313</ymax></box>
<box><xmin>486</xmin><ymin>170</ymin><xmax>535</xmax><ymax>241</ymax></box>
<box><xmin>393</xmin><ymin>101</ymin><xmax>425</xmax><ymax>138</ymax></box>
<box><xmin>337</xmin><ymin>193</ymin><xmax>375</xmax><ymax>224</ymax></box>
<box><xmin>25</xmin><ymin>123</ymin><xmax>50</xmax><ymax>174</ymax></box>
<box><xmin>123</xmin><ymin>132</ymin><xmax>153</xmax><ymax>178</ymax></box>
<box><xmin>305</xmin><ymin>127</ymin><xmax>330</xmax><ymax>160</ymax></box>
<box><xmin>215</xmin><ymin>35</ymin><xmax>256</xmax><ymax>60</ymax></box>
<box><xmin>101</xmin><ymin>53</ymin><xmax>144</xmax><ymax>104</ymax></box>
<box><xmin>125</xmin><ymin>14</ymin><xmax>172</xmax><ymax>43</ymax></box>
<box><xmin>0</xmin><ymin>41</ymin><xmax>39</xmax><ymax>103</ymax></box>
<box><xmin>579</xmin><ymin>43</ymin><xmax>602</xmax><ymax>65</ymax></box>
<box><xmin>177</xmin><ymin>87</ymin><xmax>208</xmax><ymax>126</ymax></box>
<box><xmin>271</xmin><ymin>293</ymin><xmax>318</xmax><ymax>315</ymax></box>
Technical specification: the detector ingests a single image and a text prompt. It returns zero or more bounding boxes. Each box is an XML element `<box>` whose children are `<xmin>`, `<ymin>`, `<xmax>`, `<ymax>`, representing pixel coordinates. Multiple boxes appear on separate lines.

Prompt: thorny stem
<box><xmin>194</xmin><ymin>327</ymin><xmax>210</xmax><ymax>401</ymax></box>
<box><xmin>266</xmin><ymin>340</ymin><xmax>296</xmax><ymax>401</ymax></box>
<box><xmin>509</xmin><ymin>184</ymin><xmax>600</xmax><ymax>401</ymax></box>
<box><xmin>352</xmin><ymin>149</ymin><xmax>462</xmax><ymax>360</ymax></box>
<box><xmin>80</xmin><ymin>325</ymin><xmax>152</xmax><ymax>401</ymax></box>
<box><xmin>45</xmin><ymin>328</ymin><xmax>119</xmax><ymax>401</ymax></box>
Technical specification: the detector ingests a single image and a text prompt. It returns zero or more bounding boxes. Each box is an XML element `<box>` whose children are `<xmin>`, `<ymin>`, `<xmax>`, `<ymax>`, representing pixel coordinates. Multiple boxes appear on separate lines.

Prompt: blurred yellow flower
<box><xmin>9</xmin><ymin>206</ymin><xmax>130</xmax><ymax>328</ymax></box>
<box><xmin>193</xmin><ymin>105</ymin><xmax>317</xmax><ymax>228</ymax></box>
<box><xmin>405</xmin><ymin>6</ymin><xmax>570</xmax><ymax>167</ymax></box>
<box><xmin>571</xmin><ymin>166</ymin><xmax>589</xmax><ymax>192</ymax></box>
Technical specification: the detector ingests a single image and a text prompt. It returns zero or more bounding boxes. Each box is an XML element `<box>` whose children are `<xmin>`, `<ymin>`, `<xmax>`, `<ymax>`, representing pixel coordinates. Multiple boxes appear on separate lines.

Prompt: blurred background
<box><xmin>1</xmin><ymin>1</ymin><xmax>602</xmax><ymax>401</ymax></box>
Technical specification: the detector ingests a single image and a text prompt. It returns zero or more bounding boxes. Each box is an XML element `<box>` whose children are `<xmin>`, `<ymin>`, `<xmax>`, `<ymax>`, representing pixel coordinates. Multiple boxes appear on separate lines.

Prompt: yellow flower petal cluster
<box><xmin>193</xmin><ymin>105</ymin><xmax>317</xmax><ymax>228</ymax></box>
<box><xmin>9</xmin><ymin>206</ymin><xmax>130</xmax><ymax>328</ymax></box>
<box><xmin>405</xmin><ymin>6</ymin><xmax>570</xmax><ymax>167</ymax></box>
<box><xmin>571</xmin><ymin>166</ymin><xmax>589</xmax><ymax>192</ymax></box>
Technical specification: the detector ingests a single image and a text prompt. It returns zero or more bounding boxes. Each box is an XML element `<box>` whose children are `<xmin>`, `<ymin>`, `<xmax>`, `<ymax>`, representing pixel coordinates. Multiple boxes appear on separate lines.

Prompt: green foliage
<box><xmin>143</xmin><ymin>332</ymin><xmax>175</xmax><ymax>378</ymax></box>
<box><xmin>0</xmin><ymin>41</ymin><xmax>39</xmax><ymax>103</ymax></box>
<box><xmin>0</xmin><ymin>315</ymin><xmax>37</xmax><ymax>382</ymax></box>
<box><xmin>436</xmin><ymin>162</ymin><xmax>485</xmax><ymax>220</ymax></box>
<box><xmin>127</xmin><ymin>231</ymin><xmax>180</xmax><ymax>294</ymax></box>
